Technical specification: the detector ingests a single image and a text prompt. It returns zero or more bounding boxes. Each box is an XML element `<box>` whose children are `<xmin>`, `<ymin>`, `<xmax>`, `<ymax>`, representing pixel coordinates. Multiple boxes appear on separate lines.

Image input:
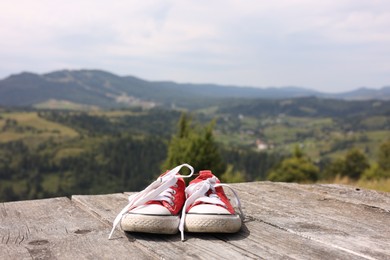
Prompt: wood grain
<box><xmin>233</xmin><ymin>182</ymin><xmax>390</xmax><ymax>259</ymax></box>
<box><xmin>2</xmin><ymin>182</ymin><xmax>389</xmax><ymax>259</ymax></box>
<box><xmin>0</xmin><ymin>197</ymin><xmax>152</xmax><ymax>259</ymax></box>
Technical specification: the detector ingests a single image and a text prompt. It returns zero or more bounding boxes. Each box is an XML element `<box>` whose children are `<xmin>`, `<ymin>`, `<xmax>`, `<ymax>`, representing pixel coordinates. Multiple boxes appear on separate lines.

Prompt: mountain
<box><xmin>334</xmin><ymin>87</ymin><xmax>390</xmax><ymax>100</ymax></box>
<box><xmin>0</xmin><ymin>69</ymin><xmax>389</xmax><ymax>109</ymax></box>
<box><xmin>218</xmin><ymin>96</ymin><xmax>390</xmax><ymax>118</ymax></box>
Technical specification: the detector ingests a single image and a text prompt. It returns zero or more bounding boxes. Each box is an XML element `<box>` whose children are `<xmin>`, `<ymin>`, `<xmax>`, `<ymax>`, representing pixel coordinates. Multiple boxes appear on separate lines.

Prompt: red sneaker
<box><xmin>179</xmin><ymin>170</ymin><xmax>244</xmax><ymax>241</ymax></box>
<box><xmin>109</xmin><ymin>164</ymin><xmax>194</xmax><ymax>239</ymax></box>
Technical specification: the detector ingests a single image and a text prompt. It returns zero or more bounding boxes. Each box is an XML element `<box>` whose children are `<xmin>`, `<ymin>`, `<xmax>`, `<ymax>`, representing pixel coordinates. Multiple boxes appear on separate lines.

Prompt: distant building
<box><xmin>256</xmin><ymin>139</ymin><xmax>268</xmax><ymax>151</ymax></box>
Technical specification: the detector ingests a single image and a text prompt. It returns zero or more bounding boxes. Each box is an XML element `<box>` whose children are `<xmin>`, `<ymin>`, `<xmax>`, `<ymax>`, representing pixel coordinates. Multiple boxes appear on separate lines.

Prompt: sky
<box><xmin>0</xmin><ymin>0</ymin><xmax>389</xmax><ymax>93</ymax></box>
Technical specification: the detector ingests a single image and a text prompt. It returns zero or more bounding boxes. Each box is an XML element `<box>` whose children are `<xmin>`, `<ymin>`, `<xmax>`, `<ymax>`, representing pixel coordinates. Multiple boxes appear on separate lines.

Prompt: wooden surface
<box><xmin>1</xmin><ymin>182</ymin><xmax>390</xmax><ymax>259</ymax></box>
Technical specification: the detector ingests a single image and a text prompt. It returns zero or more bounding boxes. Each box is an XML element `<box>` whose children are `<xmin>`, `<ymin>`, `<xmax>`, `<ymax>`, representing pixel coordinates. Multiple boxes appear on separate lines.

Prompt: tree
<box><xmin>323</xmin><ymin>148</ymin><xmax>370</xmax><ymax>180</ymax></box>
<box><xmin>342</xmin><ymin>148</ymin><xmax>369</xmax><ymax>180</ymax></box>
<box><xmin>220</xmin><ymin>164</ymin><xmax>246</xmax><ymax>183</ymax></box>
<box><xmin>362</xmin><ymin>140</ymin><xmax>390</xmax><ymax>180</ymax></box>
<box><xmin>378</xmin><ymin>140</ymin><xmax>390</xmax><ymax>171</ymax></box>
<box><xmin>267</xmin><ymin>146</ymin><xmax>319</xmax><ymax>183</ymax></box>
<box><xmin>162</xmin><ymin>113</ymin><xmax>225</xmax><ymax>176</ymax></box>
<box><xmin>322</xmin><ymin>158</ymin><xmax>345</xmax><ymax>180</ymax></box>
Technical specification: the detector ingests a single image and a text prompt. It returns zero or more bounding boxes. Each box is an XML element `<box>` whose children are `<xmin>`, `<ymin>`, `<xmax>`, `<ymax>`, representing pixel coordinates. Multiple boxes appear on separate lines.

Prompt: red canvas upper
<box><xmin>186</xmin><ymin>170</ymin><xmax>235</xmax><ymax>214</ymax></box>
<box><xmin>146</xmin><ymin>173</ymin><xmax>186</xmax><ymax>215</ymax></box>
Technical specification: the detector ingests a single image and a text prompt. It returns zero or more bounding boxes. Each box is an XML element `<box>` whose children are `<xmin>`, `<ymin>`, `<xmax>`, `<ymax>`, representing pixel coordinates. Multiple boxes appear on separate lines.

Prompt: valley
<box><xmin>0</xmin><ymin>96</ymin><xmax>389</xmax><ymax>202</ymax></box>
<box><xmin>0</xmin><ymin>70</ymin><xmax>389</xmax><ymax>201</ymax></box>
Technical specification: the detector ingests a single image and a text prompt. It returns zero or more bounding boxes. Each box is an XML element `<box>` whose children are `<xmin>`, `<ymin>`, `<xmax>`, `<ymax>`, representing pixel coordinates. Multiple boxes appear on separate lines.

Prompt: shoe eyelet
<box><xmin>173</xmin><ymin>184</ymin><xmax>178</xmax><ymax>188</ymax></box>
<box><xmin>172</xmin><ymin>190</ymin><xmax>176</xmax><ymax>195</ymax></box>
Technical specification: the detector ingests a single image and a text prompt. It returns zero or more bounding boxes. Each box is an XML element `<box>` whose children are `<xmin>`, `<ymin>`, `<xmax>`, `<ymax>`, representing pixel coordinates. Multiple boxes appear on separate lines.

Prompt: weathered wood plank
<box><xmin>213</xmin><ymin>218</ymin><xmax>367</xmax><ymax>260</ymax></box>
<box><xmin>290</xmin><ymin>183</ymin><xmax>390</xmax><ymax>212</ymax></box>
<box><xmin>0</xmin><ymin>197</ymin><xmax>152</xmax><ymax>259</ymax></box>
<box><xmin>3</xmin><ymin>182</ymin><xmax>389</xmax><ymax>259</ymax></box>
<box><xmin>73</xmin><ymin>189</ymin><xmax>366</xmax><ymax>259</ymax></box>
<box><xmin>232</xmin><ymin>182</ymin><xmax>390</xmax><ymax>260</ymax></box>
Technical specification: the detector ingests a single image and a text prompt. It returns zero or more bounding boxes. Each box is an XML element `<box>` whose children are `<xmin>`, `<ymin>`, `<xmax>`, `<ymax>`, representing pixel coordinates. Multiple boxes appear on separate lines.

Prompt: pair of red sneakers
<box><xmin>109</xmin><ymin>164</ymin><xmax>244</xmax><ymax>241</ymax></box>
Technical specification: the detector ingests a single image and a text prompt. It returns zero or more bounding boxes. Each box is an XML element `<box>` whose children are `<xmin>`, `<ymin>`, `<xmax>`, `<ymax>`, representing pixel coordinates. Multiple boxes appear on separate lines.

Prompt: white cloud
<box><xmin>0</xmin><ymin>0</ymin><xmax>389</xmax><ymax>91</ymax></box>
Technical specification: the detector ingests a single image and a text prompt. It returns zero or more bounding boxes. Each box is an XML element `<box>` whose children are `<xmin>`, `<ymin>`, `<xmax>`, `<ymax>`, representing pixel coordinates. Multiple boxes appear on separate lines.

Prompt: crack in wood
<box><xmin>26</xmin><ymin>225</ymin><xmax>30</xmax><ymax>234</ymax></box>
<box><xmin>71</xmin><ymin>199</ymin><xmax>112</xmax><ymax>227</ymax></box>
<box><xmin>26</xmin><ymin>246</ymin><xmax>54</xmax><ymax>260</ymax></box>
<box><xmin>1</xmin><ymin>203</ymin><xmax>7</xmax><ymax>218</ymax></box>
<box><xmin>361</xmin><ymin>204</ymin><xmax>390</xmax><ymax>214</ymax></box>
<box><xmin>6</xmin><ymin>231</ymin><xmax>10</xmax><ymax>245</ymax></box>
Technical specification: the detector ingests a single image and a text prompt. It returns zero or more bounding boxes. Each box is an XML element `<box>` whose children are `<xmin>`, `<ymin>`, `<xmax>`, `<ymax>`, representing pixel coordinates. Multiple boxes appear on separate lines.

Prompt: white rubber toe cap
<box><xmin>188</xmin><ymin>204</ymin><xmax>231</xmax><ymax>214</ymax></box>
<box><xmin>130</xmin><ymin>204</ymin><xmax>171</xmax><ymax>215</ymax></box>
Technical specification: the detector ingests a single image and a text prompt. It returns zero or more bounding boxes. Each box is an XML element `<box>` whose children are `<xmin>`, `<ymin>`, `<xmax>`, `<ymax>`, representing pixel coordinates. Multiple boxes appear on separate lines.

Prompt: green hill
<box><xmin>1</xmin><ymin>70</ymin><xmax>389</xmax><ymax>110</ymax></box>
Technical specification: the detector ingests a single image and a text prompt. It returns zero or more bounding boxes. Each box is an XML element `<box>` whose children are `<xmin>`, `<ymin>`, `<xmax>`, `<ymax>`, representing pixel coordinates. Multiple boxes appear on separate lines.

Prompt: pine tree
<box><xmin>378</xmin><ymin>140</ymin><xmax>390</xmax><ymax>171</ymax></box>
<box><xmin>162</xmin><ymin>113</ymin><xmax>225</xmax><ymax>176</ymax></box>
<box><xmin>343</xmin><ymin>148</ymin><xmax>369</xmax><ymax>180</ymax></box>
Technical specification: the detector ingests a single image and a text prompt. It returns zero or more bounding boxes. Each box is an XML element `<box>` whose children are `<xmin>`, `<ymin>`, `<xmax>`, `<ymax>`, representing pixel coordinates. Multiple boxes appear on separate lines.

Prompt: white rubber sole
<box><xmin>184</xmin><ymin>214</ymin><xmax>242</xmax><ymax>233</ymax></box>
<box><xmin>121</xmin><ymin>213</ymin><xmax>180</xmax><ymax>234</ymax></box>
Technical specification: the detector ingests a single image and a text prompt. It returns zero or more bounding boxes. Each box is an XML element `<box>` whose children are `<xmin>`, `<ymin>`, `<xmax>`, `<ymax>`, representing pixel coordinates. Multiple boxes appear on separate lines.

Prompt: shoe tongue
<box><xmin>198</xmin><ymin>170</ymin><xmax>215</xmax><ymax>180</ymax></box>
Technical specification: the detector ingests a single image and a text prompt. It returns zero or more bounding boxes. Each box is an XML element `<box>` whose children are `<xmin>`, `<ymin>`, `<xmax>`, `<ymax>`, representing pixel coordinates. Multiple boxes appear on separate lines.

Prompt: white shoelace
<box><xmin>108</xmin><ymin>163</ymin><xmax>194</xmax><ymax>239</ymax></box>
<box><xmin>179</xmin><ymin>176</ymin><xmax>244</xmax><ymax>241</ymax></box>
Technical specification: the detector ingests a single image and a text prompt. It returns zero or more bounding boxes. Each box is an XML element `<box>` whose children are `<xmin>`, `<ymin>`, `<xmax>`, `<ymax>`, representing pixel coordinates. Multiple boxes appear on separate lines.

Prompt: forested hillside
<box><xmin>0</xmin><ymin>96</ymin><xmax>389</xmax><ymax>202</ymax></box>
<box><xmin>218</xmin><ymin>97</ymin><xmax>390</xmax><ymax>118</ymax></box>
